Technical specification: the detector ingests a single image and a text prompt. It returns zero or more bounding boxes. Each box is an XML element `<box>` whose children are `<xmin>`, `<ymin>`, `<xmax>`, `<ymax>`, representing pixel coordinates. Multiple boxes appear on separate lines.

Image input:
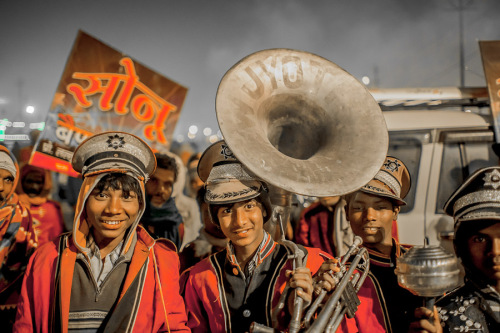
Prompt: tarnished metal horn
<box><xmin>215</xmin><ymin>48</ymin><xmax>387</xmax><ymax>332</ymax></box>
<box><xmin>216</xmin><ymin>48</ymin><xmax>388</xmax><ymax>198</ymax></box>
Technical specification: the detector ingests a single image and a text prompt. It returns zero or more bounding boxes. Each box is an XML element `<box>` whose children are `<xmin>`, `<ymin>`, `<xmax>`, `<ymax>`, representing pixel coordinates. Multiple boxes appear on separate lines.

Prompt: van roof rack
<box><xmin>369</xmin><ymin>87</ymin><xmax>490</xmax><ymax>111</ymax></box>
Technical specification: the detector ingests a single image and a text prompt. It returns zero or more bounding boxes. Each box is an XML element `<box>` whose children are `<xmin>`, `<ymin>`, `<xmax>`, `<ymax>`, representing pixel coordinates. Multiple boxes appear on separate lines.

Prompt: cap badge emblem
<box><xmin>483</xmin><ymin>169</ymin><xmax>500</xmax><ymax>189</ymax></box>
<box><xmin>383</xmin><ymin>158</ymin><xmax>401</xmax><ymax>172</ymax></box>
<box><xmin>220</xmin><ymin>144</ymin><xmax>235</xmax><ymax>159</ymax></box>
<box><xmin>107</xmin><ymin>134</ymin><xmax>125</xmax><ymax>150</ymax></box>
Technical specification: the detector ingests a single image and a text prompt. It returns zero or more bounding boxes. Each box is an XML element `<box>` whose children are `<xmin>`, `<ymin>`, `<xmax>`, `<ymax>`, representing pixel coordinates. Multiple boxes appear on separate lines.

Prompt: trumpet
<box><xmin>304</xmin><ymin>236</ymin><xmax>369</xmax><ymax>332</ymax></box>
<box><xmin>249</xmin><ymin>237</ymin><xmax>370</xmax><ymax>333</ymax></box>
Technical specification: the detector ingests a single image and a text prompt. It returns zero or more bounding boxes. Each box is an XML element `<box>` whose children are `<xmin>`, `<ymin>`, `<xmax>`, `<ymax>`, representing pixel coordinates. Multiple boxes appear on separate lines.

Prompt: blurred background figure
<box><xmin>179</xmin><ymin>187</ymin><xmax>227</xmax><ymax>272</ymax></box>
<box><xmin>0</xmin><ymin>146</ymin><xmax>37</xmax><ymax>330</ymax></box>
<box><xmin>167</xmin><ymin>151</ymin><xmax>202</xmax><ymax>251</ymax></box>
<box><xmin>16</xmin><ymin>164</ymin><xmax>66</xmax><ymax>246</ymax></box>
<box><xmin>295</xmin><ymin>196</ymin><xmax>352</xmax><ymax>257</ymax></box>
<box><xmin>185</xmin><ymin>152</ymin><xmax>203</xmax><ymax>199</ymax></box>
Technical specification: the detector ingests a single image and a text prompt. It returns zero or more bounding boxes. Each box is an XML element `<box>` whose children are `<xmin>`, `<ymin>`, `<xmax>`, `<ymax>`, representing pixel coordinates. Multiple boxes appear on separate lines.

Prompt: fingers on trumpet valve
<box><xmin>313</xmin><ymin>258</ymin><xmax>341</xmax><ymax>294</ymax></box>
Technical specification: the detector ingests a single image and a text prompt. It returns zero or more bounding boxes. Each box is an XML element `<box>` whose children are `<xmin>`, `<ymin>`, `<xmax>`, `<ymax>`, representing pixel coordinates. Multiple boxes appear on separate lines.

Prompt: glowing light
<box><xmin>12</xmin><ymin>122</ymin><xmax>25</xmax><ymax>128</ymax></box>
<box><xmin>29</xmin><ymin>122</ymin><xmax>45</xmax><ymax>130</ymax></box>
<box><xmin>187</xmin><ymin>132</ymin><xmax>196</xmax><ymax>139</ymax></box>
<box><xmin>203</xmin><ymin>127</ymin><xmax>212</xmax><ymax>136</ymax></box>
<box><xmin>362</xmin><ymin>76</ymin><xmax>370</xmax><ymax>85</ymax></box>
<box><xmin>209</xmin><ymin>135</ymin><xmax>219</xmax><ymax>143</ymax></box>
<box><xmin>176</xmin><ymin>135</ymin><xmax>185</xmax><ymax>143</ymax></box>
<box><xmin>26</xmin><ymin>105</ymin><xmax>35</xmax><ymax>114</ymax></box>
<box><xmin>188</xmin><ymin>125</ymin><xmax>198</xmax><ymax>135</ymax></box>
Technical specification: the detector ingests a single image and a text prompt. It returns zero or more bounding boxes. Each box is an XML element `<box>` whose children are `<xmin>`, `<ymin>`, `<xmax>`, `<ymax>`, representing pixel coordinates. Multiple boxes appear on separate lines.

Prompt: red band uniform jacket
<box><xmin>14</xmin><ymin>172</ymin><xmax>190</xmax><ymax>332</ymax></box>
<box><xmin>182</xmin><ymin>238</ymin><xmax>330</xmax><ymax>333</ymax></box>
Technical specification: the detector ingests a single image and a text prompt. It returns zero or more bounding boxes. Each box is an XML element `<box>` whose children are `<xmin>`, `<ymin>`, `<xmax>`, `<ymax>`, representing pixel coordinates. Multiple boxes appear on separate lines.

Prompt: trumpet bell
<box><xmin>216</xmin><ymin>48</ymin><xmax>388</xmax><ymax>197</ymax></box>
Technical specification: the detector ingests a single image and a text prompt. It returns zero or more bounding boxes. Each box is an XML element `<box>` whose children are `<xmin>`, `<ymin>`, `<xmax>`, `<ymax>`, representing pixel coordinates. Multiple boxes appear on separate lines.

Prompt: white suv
<box><xmin>385</xmin><ymin>109</ymin><xmax>497</xmax><ymax>253</ymax></box>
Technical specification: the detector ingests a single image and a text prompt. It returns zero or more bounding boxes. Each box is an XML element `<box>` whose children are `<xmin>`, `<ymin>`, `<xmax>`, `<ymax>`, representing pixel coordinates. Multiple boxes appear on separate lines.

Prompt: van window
<box><xmin>437</xmin><ymin>135</ymin><xmax>498</xmax><ymax>214</ymax></box>
<box><xmin>388</xmin><ymin>131</ymin><xmax>428</xmax><ymax>213</ymax></box>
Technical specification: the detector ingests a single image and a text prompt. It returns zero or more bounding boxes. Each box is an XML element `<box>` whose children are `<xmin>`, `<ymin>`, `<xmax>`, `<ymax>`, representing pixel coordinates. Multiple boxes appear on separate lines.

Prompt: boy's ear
<box><xmin>393</xmin><ymin>205</ymin><xmax>400</xmax><ymax>220</ymax></box>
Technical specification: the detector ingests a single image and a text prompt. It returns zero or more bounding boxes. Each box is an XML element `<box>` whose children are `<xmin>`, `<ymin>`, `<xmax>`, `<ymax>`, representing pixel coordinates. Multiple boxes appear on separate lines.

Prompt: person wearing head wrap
<box><xmin>16</xmin><ymin>164</ymin><xmax>66</xmax><ymax>246</ymax></box>
<box><xmin>410</xmin><ymin>166</ymin><xmax>500</xmax><ymax>333</ymax></box>
<box><xmin>0</xmin><ymin>146</ymin><xmax>38</xmax><ymax>331</ymax></box>
<box><xmin>318</xmin><ymin>156</ymin><xmax>422</xmax><ymax>333</ymax></box>
<box><xmin>181</xmin><ymin>140</ymin><xmax>332</xmax><ymax>333</ymax></box>
<box><xmin>13</xmin><ymin>132</ymin><xmax>190</xmax><ymax>332</ymax></box>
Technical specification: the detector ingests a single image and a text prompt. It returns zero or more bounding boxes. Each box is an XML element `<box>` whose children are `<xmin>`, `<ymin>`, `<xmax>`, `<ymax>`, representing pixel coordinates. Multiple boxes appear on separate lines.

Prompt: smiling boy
<box><xmin>14</xmin><ymin>132</ymin><xmax>189</xmax><ymax>332</ymax></box>
<box><xmin>182</xmin><ymin>140</ymin><xmax>330</xmax><ymax>333</ymax></box>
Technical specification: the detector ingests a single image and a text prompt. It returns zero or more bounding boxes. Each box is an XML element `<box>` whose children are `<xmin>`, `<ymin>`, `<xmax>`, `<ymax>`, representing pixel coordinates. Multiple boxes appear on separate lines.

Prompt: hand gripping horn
<box><xmin>215</xmin><ymin>49</ymin><xmax>388</xmax><ymax>332</ymax></box>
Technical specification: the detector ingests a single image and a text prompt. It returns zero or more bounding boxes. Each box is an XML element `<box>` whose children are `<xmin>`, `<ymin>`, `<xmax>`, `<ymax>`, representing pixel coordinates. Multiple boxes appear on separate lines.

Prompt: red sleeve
<box><xmin>152</xmin><ymin>241</ymin><xmax>190</xmax><ymax>333</ymax></box>
<box><xmin>304</xmin><ymin>246</ymin><xmax>332</xmax><ymax>274</ymax></box>
<box><xmin>183</xmin><ymin>260</ymin><xmax>226</xmax><ymax>333</ymax></box>
<box><xmin>183</xmin><ymin>270</ymin><xmax>209</xmax><ymax>333</ymax></box>
<box><xmin>13</xmin><ymin>240</ymin><xmax>59</xmax><ymax>333</ymax></box>
<box><xmin>337</xmin><ymin>275</ymin><xmax>388</xmax><ymax>333</ymax></box>
<box><xmin>13</xmin><ymin>253</ymin><xmax>36</xmax><ymax>332</ymax></box>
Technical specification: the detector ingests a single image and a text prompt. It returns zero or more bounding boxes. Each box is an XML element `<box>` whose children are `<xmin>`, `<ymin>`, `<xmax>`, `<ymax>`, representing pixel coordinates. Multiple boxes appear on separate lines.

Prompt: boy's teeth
<box><xmin>103</xmin><ymin>221</ymin><xmax>121</xmax><ymax>225</ymax></box>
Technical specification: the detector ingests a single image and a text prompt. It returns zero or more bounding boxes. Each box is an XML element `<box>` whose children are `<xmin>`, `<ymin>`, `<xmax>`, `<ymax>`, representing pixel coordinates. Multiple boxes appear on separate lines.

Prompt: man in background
<box><xmin>142</xmin><ymin>153</ymin><xmax>184</xmax><ymax>249</ymax></box>
<box><xmin>295</xmin><ymin>196</ymin><xmax>351</xmax><ymax>257</ymax></box>
<box><xmin>0</xmin><ymin>146</ymin><xmax>37</xmax><ymax>330</ymax></box>
<box><xmin>16</xmin><ymin>164</ymin><xmax>66</xmax><ymax>246</ymax></box>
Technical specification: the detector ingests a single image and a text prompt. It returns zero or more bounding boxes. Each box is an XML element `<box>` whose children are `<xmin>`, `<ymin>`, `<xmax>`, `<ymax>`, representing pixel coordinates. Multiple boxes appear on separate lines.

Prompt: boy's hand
<box><xmin>408</xmin><ymin>306</ymin><xmax>442</xmax><ymax>333</ymax></box>
<box><xmin>312</xmin><ymin>258</ymin><xmax>341</xmax><ymax>295</ymax></box>
<box><xmin>286</xmin><ymin>267</ymin><xmax>313</xmax><ymax>312</ymax></box>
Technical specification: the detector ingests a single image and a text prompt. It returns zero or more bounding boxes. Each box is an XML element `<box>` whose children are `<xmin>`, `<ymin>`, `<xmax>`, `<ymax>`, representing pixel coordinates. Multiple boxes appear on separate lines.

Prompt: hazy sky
<box><xmin>1</xmin><ymin>0</ymin><xmax>499</xmax><ymax>144</ymax></box>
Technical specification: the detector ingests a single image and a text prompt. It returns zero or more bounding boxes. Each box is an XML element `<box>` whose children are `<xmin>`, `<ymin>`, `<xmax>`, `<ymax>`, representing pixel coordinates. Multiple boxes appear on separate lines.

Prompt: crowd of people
<box><xmin>0</xmin><ymin>130</ymin><xmax>498</xmax><ymax>332</ymax></box>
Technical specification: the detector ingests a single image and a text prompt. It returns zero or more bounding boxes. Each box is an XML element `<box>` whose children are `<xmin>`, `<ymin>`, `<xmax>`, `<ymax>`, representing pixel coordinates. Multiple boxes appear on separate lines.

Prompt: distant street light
<box><xmin>362</xmin><ymin>76</ymin><xmax>370</xmax><ymax>85</ymax></box>
<box><xmin>209</xmin><ymin>135</ymin><xmax>219</xmax><ymax>143</ymax></box>
<box><xmin>203</xmin><ymin>127</ymin><xmax>212</xmax><ymax>136</ymax></box>
<box><xmin>188</xmin><ymin>125</ymin><xmax>198</xmax><ymax>134</ymax></box>
<box><xmin>26</xmin><ymin>105</ymin><xmax>35</xmax><ymax>114</ymax></box>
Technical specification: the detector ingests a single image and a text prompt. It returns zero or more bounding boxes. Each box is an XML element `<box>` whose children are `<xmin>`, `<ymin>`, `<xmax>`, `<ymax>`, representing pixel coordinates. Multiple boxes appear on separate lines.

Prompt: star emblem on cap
<box><xmin>107</xmin><ymin>134</ymin><xmax>125</xmax><ymax>150</ymax></box>
<box><xmin>220</xmin><ymin>144</ymin><xmax>235</xmax><ymax>159</ymax></box>
<box><xmin>383</xmin><ymin>158</ymin><xmax>401</xmax><ymax>172</ymax></box>
<box><xmin>483</xmin><ymin>169</ymin><xmax>500</xmax><ymax>189</ymax></box>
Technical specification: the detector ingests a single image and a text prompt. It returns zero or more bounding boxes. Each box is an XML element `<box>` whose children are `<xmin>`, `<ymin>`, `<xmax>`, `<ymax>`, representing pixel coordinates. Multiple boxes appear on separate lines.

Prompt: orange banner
<box><xmin>30</xmin><ymin>30</ymin><xmax>188</xmax><ymax>176</ymax></box>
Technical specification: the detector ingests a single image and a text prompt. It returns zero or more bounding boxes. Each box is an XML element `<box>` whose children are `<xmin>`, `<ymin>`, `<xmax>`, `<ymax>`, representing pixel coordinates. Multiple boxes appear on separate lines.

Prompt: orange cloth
<box><xmin>16</xmin><ymin>164</ymin><xmax>65</xmax><ymax>246</ymax></box>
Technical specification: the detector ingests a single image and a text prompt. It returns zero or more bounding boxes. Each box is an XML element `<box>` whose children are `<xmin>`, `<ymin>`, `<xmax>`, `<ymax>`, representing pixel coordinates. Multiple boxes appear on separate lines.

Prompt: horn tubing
<box><xmin>326</xmin><ymin>273</ymin><xmax>362</xmax><ymax>333</ymax></box>
<box><xmin>303</xmin><ymin>236</ymin><xmax>362</xmax><ymax>326</ymax></box>
<box><xmin>306</xmin><ymin>249</ymin><xmax>365</xmax><ymax>332</ymax></box>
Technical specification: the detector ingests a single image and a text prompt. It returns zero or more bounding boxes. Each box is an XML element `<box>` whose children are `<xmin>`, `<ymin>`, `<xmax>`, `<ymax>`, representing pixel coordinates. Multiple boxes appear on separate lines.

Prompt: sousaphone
<box><xmin>216</xmin><ymin>48</ymin><xmax>387</xmax><ymax>203</ymax></box>
<box><xmin>215</xmin><ymin>49</ymin><xmax>388</xmax><ymax>333</ymax></box>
